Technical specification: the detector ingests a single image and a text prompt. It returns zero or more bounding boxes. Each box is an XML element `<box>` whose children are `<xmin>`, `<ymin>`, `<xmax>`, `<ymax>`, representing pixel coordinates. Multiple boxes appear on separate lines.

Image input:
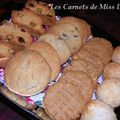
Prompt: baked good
<box><xmin>0</xmin><ymin>42</ymin><xmax>14</xmax><ymax>68</ymax></box>
<box><xmin>64</xmin><ymin>59</ymin><xmax>99</xmax><ymax>88</ymax></box>
<box><xmin>36</xmin><ymin>108</ymin><xmax>52</xmax><ymax>120</ymax></box>
<box><xmin>73</xmin><ymin>48</ymin><xmax>104</xmax><ymax>74</ymax></box>
<box><xmin>81</xmin><ymin>100</ymin><xmax>117</xmax><ymax>120</ymax></box>
<box><xmin>25</xmin><ymin>0</ymin><xmax>56</xmax><ymax>26</ymax></box>
<box><xmin>11</xmin><ymin>9</ymin><xmax>45</xmax><ymax>36</ymax></box>
<box><xmin>4</xmin><ymin>50</ymin><xmax>51</xmax><ymax>96</ymax></box>
<box><xmin>58</xmin><ymin>16</ymin><xmax>91</xmax><ymax>42</ymax></box>
<box><xmin>28</xmin><ymin>41</ymin><xmax>60</xmax><ymax>81</ymax></box>
<box><xmin>0</xmin><ymin>42</ymin><xmax>15</xmax><ymax>58</ymax></box>
<box><xmin>43</xmin><ymin>80</ymin><xmax>85</xmax><ymax>120</ymax></box>
<box><xmin>112</xmin><ymin>46</ymin><xmax>120</xmax><ymax>64</ymax></box>
<box><xmin>62</xmin><ymin>71</ymin><xmax>94</xmax><ymax>102</ymax></box>
<box><xmin>96</xmin><ymin>79</ymin><xmax>120</xmax><ymax>108</ymax></box>
<box><xmin>103</xmin><ymin>62</ymin><xmax>120</xmax><ymax>80</ymax></box>
<box><xmin>0</xmin><ymin>22</ymin><xmax>32</xmax><ymax>46</ymax></box>
<box><xmin>38</xmin><ymin>33</ymin><xmax>71</xmax><ymax>64</ymax></box>
<box><xmin>82</xmin><ymin>38</ymin><xmax>113</xmax><ymax>65</ymax></box>
<box><xmin>0</xmin><ymin>86</ymin><xmax>27</xmax><ymax>107</ymax></box>
<box><xmin>47</xmin><ymin>23</ymin><xmax>82</xmax><ymax>54</ymax></box>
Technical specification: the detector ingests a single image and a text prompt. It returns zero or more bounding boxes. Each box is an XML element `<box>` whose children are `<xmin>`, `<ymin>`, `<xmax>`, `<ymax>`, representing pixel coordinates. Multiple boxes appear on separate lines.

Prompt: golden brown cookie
<box><xmin>43</xmin><ymin>80</ymin><xmax>85</xmax><ymax>120</ymax></box>
<box><xmin>58</xmin><ymin>16</ymin><xmax>91</xmax><ymax>42</ymax></box>
<box><xmin>47</xmin><ymin>23</ymin><xmax>82</xmax><ymax>54</ymax></box>
<box><xmin>38</xmin><ymin>33</ymin><xmax>71</xmax><ymax>64</ymax></box>
<box><xmin>0</xmin><ymin>22</ymin><xmax>32</xmax><ymax>46</ymax></box>
<box><xmin>4</xmin><ymin>50</ymin><xmax>51</xmax><ymax>96</ymax></box>
<box><xmin>12</xmin><ymin>9</ymin><xmax>45</xmax><ymax>36</ymax></box>
<box><xmin>25</xmin><ymin>0</ymin><xmax>56</xmax><ymax>26</ymax></box>
<box><xmin>36</xmin><ymin>108</ymin><xmax>52</xmax><ymax>120</ymax></box>
<box><xmin>73</xmin><ymin>48</ymin><xmax>104</xmax><ymax>74</ymax></box>
<box><xmin>112</xmin><ymin>46</ymin><xmax>120</xmax><ymax>64</ymax></box>
<box><xmin>62</xmin><ymin>71</ymin><xmax>94</xmax><ymax>102</ymax></box>
<box><xmin>64</xmin><ymin>59</ymin><xmax>99</xmax><ymax>87</ymax></box>
<box><xmin>103</xmin><ymin>62</ymin><xmax>120</xmax><ymax>80</ymax></box>
<box><xmin>28</xmin><ymin>41</ymin><xmax>60</xmax><ymax>81</ymax></box>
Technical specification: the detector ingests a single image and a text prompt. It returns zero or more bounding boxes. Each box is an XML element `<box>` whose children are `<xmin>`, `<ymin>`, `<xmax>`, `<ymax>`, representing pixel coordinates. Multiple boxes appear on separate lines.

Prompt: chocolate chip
<box><xmin>62</xmin><ymin>33</ymin><xmax>67</xmax><ymax>37</ymax></box>
<box><xmin>21</xmin><ymin>29</ymin><xmax>26</xmax><ymax>32</ymax></box>
<box><xmin>73</xmin><ymin>35</ymin><xmax>78</xmax><ymax>37</ymax></box>
<box><xmin>28</xmin><ymin>3</ymin><xmax>35</xmax><ymax>7</ymax></box>
<box><xmin>18</xmin><ymin>37</ymin><xmax>25</xmax><ymax>43</ymax></box>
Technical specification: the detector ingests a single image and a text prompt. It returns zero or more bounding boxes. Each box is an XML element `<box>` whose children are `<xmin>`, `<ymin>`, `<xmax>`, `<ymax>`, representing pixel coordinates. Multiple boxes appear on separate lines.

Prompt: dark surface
<box><xmin>0</xmin><ymin>1</ymin><xmax>120</xmax><ymax>120</ymax></box>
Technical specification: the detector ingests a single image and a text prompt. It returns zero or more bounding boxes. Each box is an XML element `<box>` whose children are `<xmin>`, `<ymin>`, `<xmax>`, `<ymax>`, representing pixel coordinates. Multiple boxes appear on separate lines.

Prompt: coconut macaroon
<box><xmin>112</xmin><ymin>46</ymin><xmax>120</xmax><ymax>64</ymax></box>
<box><xmin>96</xmin><ymin>79</ymin><xmax>120</xmax><ymax>108</ymax></box>
<box><xmin>81</xmin><ymin>100</ymin><xmax>117</xmax><ymax>120</ymax></box>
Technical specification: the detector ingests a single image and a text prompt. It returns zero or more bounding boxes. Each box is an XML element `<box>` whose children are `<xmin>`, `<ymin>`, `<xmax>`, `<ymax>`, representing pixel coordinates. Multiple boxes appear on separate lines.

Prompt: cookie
<box><xmin>28</xmin><ymin>41</ymin><xmax>60</xmax><ymax>81</ymax></box>
<box><xmin>38</xmin><ymin>33</ymin><xmax>71</xmax><ymax>64</ymax></box>
<box><xmin>82</xmin><ymin>44</ymin><xmax>110</xmax><ymax>66</ymax></box>
<box><xmin>73</xmin><ymin>48</ymin><xmax>104</xmax><ymax>74</ymax></box>
<box><xmin>25</xmin><ymin>0</ymin><xmax>56</xmax><ymax>26</ymax></box>
<box><xmin>64</xmin><ymin>59</ymin><xmax>99</xmax><ymax>87</ymax></box>
<box><xmin>112</xmin><ymin>46</ymin><xmax>120</xmax><ymax>64</ymax></box>
<box><xmin>62</xmin><ymin>71</ymin><xmax>94</xmax><ymax>102</ymax></box>
<box><xmin>4</xmin><ymin>50</ymin><xmax>51</xmax><ymax>96</ymax></box>
<box><xmin>96</xmin><ymin>79</ymin><xmax>120</xmax><ymax>108</ymax></box>
<box><xmin>11</xmin><ymin>9</ymin><xmax>45</xmax><ymax>36</ymax></box>
<box><xmin>103</xmin><ymin>62</ymin><xmax>120</xmax><ymax>80</ymax></box>
<box><xmin>0</xmin><ymin>86</ymin><xmax>27</xmax><ymax>107</ymax></box>
<box><xmin>43</xmin><ymin>80</ymin><xmax>85</xmax><ymax>120</ymax></box>
<box><xmin>58</xmin><ymin>16</ymin><xmax>91</xmax><ymax>42</ymax></box>
<box><xmin>36</xmin><ymin>108</ymin><xmax>52</xmax><ymax>120</ymax></box>
<box><xmin>47</xmin><ymin>23</ymin><xmax>82</xmax><ymax>54</ymax></box>
<box><xmin>0</xmin><ymin>42</ymin><xmax>15</xmax><ymax>58</ymax></box>
<box><xmin>0</xmin><ymin>22</ymin><xmax>32</xmax><ymax>46</ymax></box>
<box><xmin>81</xmin><ymin>100</ymin><xmax>117</xmax><ymax>120</ymax></box>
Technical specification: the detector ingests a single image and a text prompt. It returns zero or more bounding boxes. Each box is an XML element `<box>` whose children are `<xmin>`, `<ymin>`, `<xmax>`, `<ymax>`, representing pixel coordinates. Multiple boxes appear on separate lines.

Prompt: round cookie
<box><xmin>58</xmin><ymin>16</ymin><xmax>91</xmax><ymax>42</ymax></box>
<box><xmin>62</xmin><ymin>71</ymin><xmax>94</xmax><ymax>102</ymax></box>
<box><xmin>4</xmin><ymin>50</ymin><xmax>51</xmax><ymax>96</ymax></box>
<box><xmin>81</xmin><ymin>100</ymin><xmax>117</xmax><ymax>120</ymax></box>
<box><xmin>103</xmin><ymin>62</ymin><xmax>120</xmax><ymax>80</ymax></box>
<box><xmin>112</xmin><ymin>46</ymin><xmax>120</xmax><ymax>64</ymax></box>
<box><xmin>28</xmin><ymin>41</ymin><xmax>60</xmax><ymax>81</ymax></box>
<box><xmin>73</xmin><ymin>48</ymin><xmax>104</xmax><ymax>74</ymax></box>
<box><xmin>64</xmin><ymin>59</ymin><xmax>99</xmax><ymax>88</ymax></box>
<box><xmin>96</xmin><ymin>79</ymin><xmax>120</xmax><ymax>108</ymax></box>
<box><xmin>47</xmin><ymin>23</ymin><xmax>82</xmax><ymax>54</ymax></box>
<box><xmin>38</xmin><ymin>33</ymin><xmax>71</xmax><ymax>64</ymax></box>
<box><xmin>43</xmin><ymin>80</ymin><xmax>85</xmax><ymax>120</ymax></box>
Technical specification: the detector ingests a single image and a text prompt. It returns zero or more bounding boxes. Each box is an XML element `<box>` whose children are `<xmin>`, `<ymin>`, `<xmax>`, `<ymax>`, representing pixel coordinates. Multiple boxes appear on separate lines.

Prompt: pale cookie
<box><xmin>81</xmin><ymin>100</ymin><xmax>117</xmax><ymax>120</ymax></box>
<box><xmin>4</xmin><ymin>50</ymin><xmax>51</xmax><ymax>96</ymax></box>
<box><xmin>58</xmin><ymin>16</ymin><xmax>91</xmax><ymax>42</ymax></box>
<box><xmin>38</xmin><ymin>33</ymin><xmax>71</xmax><ymax>64</ymax></box>
<box><xmin>96</xmin><ymin>79</ymin><xmax>120</xmax><ymax>108</ymax></box>
<box><xmin>47</xmin><ymin>23</ymin><xmax>82</xmax><ymax>54</ymax></box>
<box><xmin>28</xmin><ymin>41</ymin><xmax>60</xmax><ymax>81</ymax></box>
<box><xmin>43</xmin><ymin>80</ymin><xmax>85</xmax><ymax>120</ymax></box>
<box><xmin>62</xmin><ymin>71</ymin><xmax>94</xmax><ymax>102</ymax></box>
